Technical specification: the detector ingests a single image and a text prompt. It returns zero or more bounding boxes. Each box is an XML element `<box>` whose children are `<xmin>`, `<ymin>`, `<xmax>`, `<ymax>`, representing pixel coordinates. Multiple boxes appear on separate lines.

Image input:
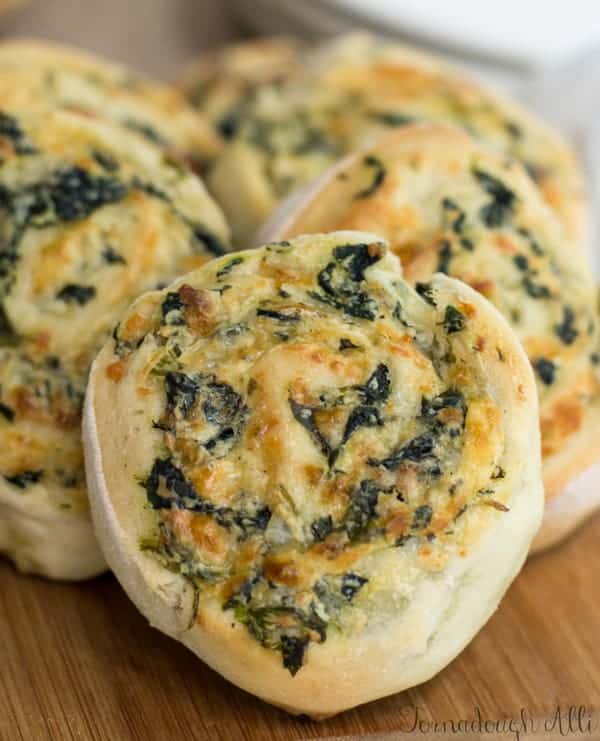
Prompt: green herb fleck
<box><xmin>354</xmin><ymin>155</ymin><xmax>386</xmax><ymax>199</ymax></box>
<box><xmin>56</xmin><ymin>284</ymin><xmax>96</xmax><ymax>305</ymax></box>
<box><xmin>4</xmin><ymin>469</ymin><xmax>43</xmax><ymax>488</ymax></box>
<box><xmin>443</xmin><ymin>305</ymin><xmax>466</xmax><ymax>334</ymax></box>
<box><xmin>533</xmin><ymin>357</ymin><xmax>556</xmax><ymax>386</ymax></box>
<box><xmin>554</xmin><ymin>307</ymin><xmax>578</xmax><ymax>345</ymax></box>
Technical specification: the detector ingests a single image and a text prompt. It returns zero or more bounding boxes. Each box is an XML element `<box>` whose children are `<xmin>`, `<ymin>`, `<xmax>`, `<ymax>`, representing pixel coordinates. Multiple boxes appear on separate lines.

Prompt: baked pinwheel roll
<box><xmin>84</xmin><ymin>232</ymin><xmax>543</xmax><ymax>716</ymax></box>
<box><xmin>0</xmin><ymin>39</ymin><xmax>221</xmax><ymax>170</ymax></box>
<box><xmin>207</xmin><ymin>33</ymin><xmax>584</xmax><ymax>248</ymax></box>
<box><xmin>179</xmin><ymin>37</ymin><xmax>304</xmax><ymax>144</ymax></box>
<box><xmin>0</xmin><ymin>108</ymin><xmax>229</xmax><ymax>579</ymax></box>
<box><xmin>261</xmin><ymin>125</ymin><xmax>600</xmax><ymax>553</ymax></box>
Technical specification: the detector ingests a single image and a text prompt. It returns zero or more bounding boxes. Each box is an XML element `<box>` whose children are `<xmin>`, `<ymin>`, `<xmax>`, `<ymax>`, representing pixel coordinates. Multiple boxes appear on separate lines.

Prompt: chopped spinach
<box><xmin>292</xmin><ymin>125</ymin><xmax>337</xmax><ymax>156</ymax></box>
<box><xmin>412</xmin><ymin>504</ymin><xmax>433</xmax><ymax>529</ymax></box>
<box><xmin>340</xmin><ymin>572</ymin><xmax>368</xmax><ymax>601</ymax></box>
<box><xmin>49</xmin><ymin>167</ymin><xmax>127</xmax><ymax>221</ymax></box>
<box><xmin>339</xmin><ymin>338</ymin><xmax>359</xmax><ymax>351</ymax></box>
<box><xmin>341</xmin><ymin>405</ymin><xmax>383</xmax><ymax>444</ymax></box>
<box><xmin>554</xmin><ymin>306</ymin><xmax>578</xmax><ymax>345</ymax></box>
<box><xmin>338</xmin><ymin>364</ymin><xmax>391</xmax><ymax>446</ymax></box>
<box><xmin>144</xmin><ymin>457</ymin><xmax>270</xmax><ymax>536</ymax></box>
<box><xmin>122</xmin><ymin>118</ymin><xmax>167</xmax><ymax>146</ymax></box>
<box><xmin>244</xmin><ymin>115</ymin><xmax>338</xmax><ymax>160</ymax></box>
<box><xmin>102</xmin><ymin>244</ymin><xmax>126</xmax><ymax>264</ymax></box>
<box><xmin>421</xmin><ymin>388</ymin><xmax>465</xmax><ymax>420</ymax></box>
<box><xmin>533</xmin><ymin>357</ymin><xmax>556</xmax><ymax>386</ymax></box>
<box><xmin>144</xmin><ymin>457</ymin><xmax>199</xmax><ymax>510</ymax></box>
<box><xmin>216</xmin><ymin>256</ymin><xmax>243</xmax><ymax>278</ymax></box>
<box><xmin>371</xmin><ymin>111</ymin><xmax>414</xmax><ymax>127</ymax></box>
<box><xmin>343</xmin><ymin>479</ymin><xmax>387</xmax><ymax>539</ymax></box>
<box><xmin>203</xmin><ymin>427</ymin><xmax>235</xmax><ymax>452</ymax></box>
<box><xmin>517</xmin><ymin>227</ymin><xmax>545</xmax><ymax>256</ymax></box>
<box><xmin>150</xmin><ymin>521</ymin><xmax>225</xmax><ymax>582</ymax></box>
<box><xmin>222</xmin><ymin>576</ymin><xmax>260</xmax><ymax>610</ymax></box>
<box><xmin>354</xmin><ymin>155</ymin><xmax>386</xmax><ymax>199</ymax></box>
<box><xmin>290</xmin><ymin>364</ymin><xmax>391</xmax><ymax>462</ymax></box>
<box><xmin>421</xmin><ymin>390</ymin><xmax>465</xmax><ymax>436</ymax></box>
<box><xmin>359</xmin><ymin>363</ymin><xmax>391</xmax><ymax>404</ymax></box>
<box><xmin>442</xmin><ymin>198</ymin><xmax>466</xmax><ymax>234</ymax></box>
<box><xmin>492</xmin><ymin>466</ymin><xmax>506</xmax><ymax>480</ymax></box>
<box><xmin>437</xmin><ymin>240</ymin><xmax>453</xmax><ymax>274</ymax></box>
<box><xmin>505</xmin><ymin>121</ymin><xmax>522</xmax><ymax>139</ymax></box>
<box><xmin>200</xmin><ymin>380</ymin><xmax>247</xmax><ymax>455</ymax></box>
<box><xmin>0</xmin><ymin>112</ymin><xmax>37</xmax><ymax>155</ymax></box>
<box><xmin>369</xmin><ymin>432</ymin><xmax>436</xmax><ymax>471</ymax></box>
<box><xmin>0</xmin><ymin>402</ymin><xmax>14</xmax><ymax>422</ymax></box>
<box><xmin>326</xmin><ymin>243</ymin><xmax>380</xmax><ymax>284</ymax></box>
<box><xmin>309</xmin><ymin>243</ymin><xmax>381</xmax><ymax>320</ymax></box>
<box><xmin>0</xmin><ymin>166</ymin><xmax>127</xmax><ymax>293</ymax></box>
<box><xmin>513</xmin><ymin>255</ymin><xmax>529</xmax><ymax>272</ymax></box>
<box><xmin>55</xmin><ymin>284</ymin><xmax>96</xmax><ymax>305</ymax></box>
<box><xmin>372</xmin><ymin>386</ymin><xmax>466</xmax><ymax>473</ymax></box>
<box><xmin>473</xmin><ymin>168</ymin><xmax>515</xmax><ymax>227</ymax></box>
<box><xmin>416</xmin><ymin>282</ymin><xmax>437</xmax><ymax>306</ymax></box>
<box><xmin>230</xmin><ymin>506</ymin><xmax>272</xmax><ymax>534</ymax></box>
<box><xmin>523</xmin><ymin>276</ymin><xmax>551</xmax><ymax>299</ymax></box>
<box><xmin>256</xmin><ymin>308</ymin><xmax>300</xmax><ymax>322</ymax></box>
<box><xmin>216</xmin><ymin>108</ymin><xmax>243</xmax><ymax>140</ymax></box>
<box><xmin>289</xmin><ymin>398</ymin><xmax>332</xmax><ymax>460</ymax></box>
<box><xmin>4</xmin><ymin>469</ymin><xmax>43</xmax><ymax>488</ymax></box>
<box><xmin>203</xmin><ymin>381</ymin><xmax>244</xmax><ymax>426</ymax></box>
<box><xmin>311</xmin><ymin>515</ymin><xmax>333</xmax><ymax>542</ymax></box>
<box><xmin>232</xmin><ymin>603</ymin><xmax>326</xmax><ymax>676</ymax></box>
<box><xmin>309</xmin><ymin>288</ymin><xmax>378</xmax><ymax>320</ymax></box>
<box><xmin>165</xmin><ymin>372</ymin><xmax>200</xmax><ymax>417</ymax></box>
<box><xmin>220</xmin><ymin>322</ymin><xmax>249</xmax><ymax>341</ymax></box>
<box><xmin>191</xmin><ymin>225</ymin><xmax>228</xmax><ymax>257</ymax></box>
<box><xmin>443</xmin><ymin>305</ymin><xmax>466</xmax><ymax>334</ymax></box>
<box><xmin>92</xmin><ymin>149</ymin><xmax>119</xmax><ymax>172</ymax></box>
<box><xmin>280</xmin><ymin>635</ymin><xmax>309</xmax><ymax>676</ymax></box>
<box><xmin>161</xmin><ymin>291</ymin><xmax>185</xmax><ymax>325</ymax></box>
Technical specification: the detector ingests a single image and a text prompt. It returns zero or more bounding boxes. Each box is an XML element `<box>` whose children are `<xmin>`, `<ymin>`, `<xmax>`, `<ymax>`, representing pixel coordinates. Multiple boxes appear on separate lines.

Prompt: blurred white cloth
<box><xmin>521</xmin><ymin>47</ymin><xmax>600</xmax><ymax>278</ymax></box>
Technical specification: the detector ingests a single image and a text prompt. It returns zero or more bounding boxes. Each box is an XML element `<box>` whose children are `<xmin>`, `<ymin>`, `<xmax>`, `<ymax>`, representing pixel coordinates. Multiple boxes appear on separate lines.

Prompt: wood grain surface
<box><xmin>1</xmin><ymin>512</ymin><xmax>599</xmax><ymax>741</ymax></box>
<box><xmin>0</xmin><ymin>4</ymin><xmax>597</xmax><ymax>741</ymax></box>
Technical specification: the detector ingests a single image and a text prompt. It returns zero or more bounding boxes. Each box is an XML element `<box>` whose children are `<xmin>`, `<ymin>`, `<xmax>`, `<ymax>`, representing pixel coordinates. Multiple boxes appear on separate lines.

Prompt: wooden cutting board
<box><xmin>1</xmin><ymin>514</ymin><xmax>599</xmax><ymax>741</ymax></box>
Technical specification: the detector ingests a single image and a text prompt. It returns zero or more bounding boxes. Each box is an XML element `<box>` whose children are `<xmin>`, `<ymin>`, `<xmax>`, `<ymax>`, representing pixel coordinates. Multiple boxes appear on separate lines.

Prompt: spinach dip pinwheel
<box><xmin>262</xmin><ymin>124</ymin><xmax>600</xmax><ymax>552</ymax></box>
<box><xmin>0</xmin><ymin>108</ymin><xmax>229</xmax><ymax>579</ymax></box>
<box><xmin>84</xmin><ymin>232</ymin><xmax>543</xmax><ymax>716</ymax></box>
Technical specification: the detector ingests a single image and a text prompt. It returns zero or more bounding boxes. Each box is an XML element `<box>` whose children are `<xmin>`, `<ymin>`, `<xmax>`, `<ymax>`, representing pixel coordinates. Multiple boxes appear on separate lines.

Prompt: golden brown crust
<box><xmin>84</xmin><ymin>232</ymin><xmax>543</xmax><ymax>716</ymax></box>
